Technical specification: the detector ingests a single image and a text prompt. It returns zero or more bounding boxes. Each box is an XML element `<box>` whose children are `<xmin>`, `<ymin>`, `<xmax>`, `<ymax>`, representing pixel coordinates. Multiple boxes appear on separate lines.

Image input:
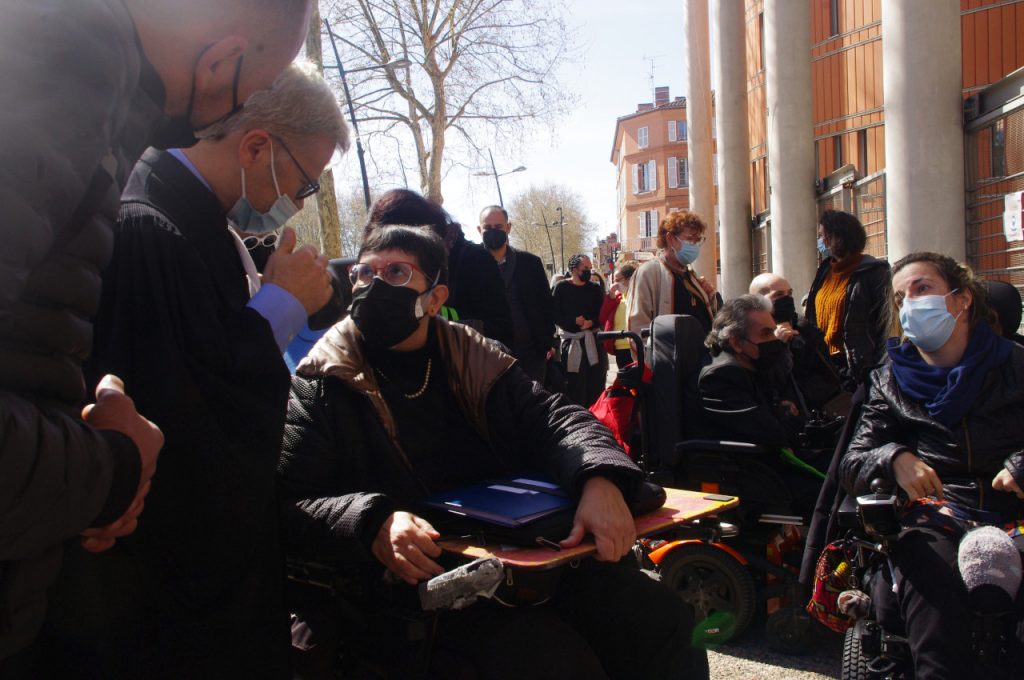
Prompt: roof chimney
<box><xmin>637</xmin><ymin>103</ymin><xmax>654</xmax><ymax>112</ymax></box>
<box><xmin>654</xmin><ymin>86</ymin><xmax>669</xmax><ymax>107</ymax></box>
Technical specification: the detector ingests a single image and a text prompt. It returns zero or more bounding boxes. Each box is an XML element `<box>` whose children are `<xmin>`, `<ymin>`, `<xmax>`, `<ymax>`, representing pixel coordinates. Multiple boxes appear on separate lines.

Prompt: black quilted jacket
<box><xmin>0</xmin><ymin>0</ymin><xmax>165</xmax><ymax>658</ymax></box>
<box><xmin>278</xmin><ymin>317</ymin><xmax>641</xmax><ymax>560</ymax></box>
<box><xmin>840</xmin><ymin>344</ymin><xmax>1024</xmax><ymax>522</ymax></box>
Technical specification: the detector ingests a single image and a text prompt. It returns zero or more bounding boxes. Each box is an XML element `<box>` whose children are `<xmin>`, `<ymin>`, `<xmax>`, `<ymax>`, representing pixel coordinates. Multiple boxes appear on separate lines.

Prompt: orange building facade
<box><xmin>610</xmin><ymin>87</ymin><xmax>716</xmax><ymax>257</ymax></box>
<box><xmin>744</xmin><ymin>0</ymin><xmax>1024</xmax><ymax>280</ymax></box>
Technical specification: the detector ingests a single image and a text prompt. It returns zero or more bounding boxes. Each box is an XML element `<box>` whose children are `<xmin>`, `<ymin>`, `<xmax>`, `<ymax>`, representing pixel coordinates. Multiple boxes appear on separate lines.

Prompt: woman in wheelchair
<box><xmin>839</xmin><ymin>251</ymin><xmax>1024</xmax><ymax>678</ymax></box>
<box><xmin>278</xmin><ymin>225</ymin><xmax>708</xmax><ymax>679</ymax></box>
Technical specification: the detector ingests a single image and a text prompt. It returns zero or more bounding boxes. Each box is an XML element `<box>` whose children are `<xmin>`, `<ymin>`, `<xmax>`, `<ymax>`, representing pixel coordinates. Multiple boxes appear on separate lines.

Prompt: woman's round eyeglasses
<box><xmin>348</xmin><ymin>261</ymin><xmax>423</xmax><ymax>288</ymax></box>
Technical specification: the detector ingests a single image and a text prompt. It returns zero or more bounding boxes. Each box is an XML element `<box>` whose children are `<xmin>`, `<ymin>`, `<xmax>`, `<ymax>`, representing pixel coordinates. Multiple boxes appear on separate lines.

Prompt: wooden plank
<box><xmin>976</xmin><ymin>8</ymin><xmax>988</xmax><ymax>87</ymax></box>
<box><xmin>989</xmin><ymin>6</ymin><xmax>1002</xmax><ymax>86</ymax></box>
<box><xmin>963</xmin><ymin>12</ymin><xmax>976</xmax><ymax>91</ymax></box>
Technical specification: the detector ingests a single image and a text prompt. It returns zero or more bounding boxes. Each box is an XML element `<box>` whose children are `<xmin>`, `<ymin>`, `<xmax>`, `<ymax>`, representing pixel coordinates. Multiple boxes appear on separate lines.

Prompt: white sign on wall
<box><xmin>1005</xmin><ymin>191</ymin><xmax>1024</xmax><ymax>243</ymax></box>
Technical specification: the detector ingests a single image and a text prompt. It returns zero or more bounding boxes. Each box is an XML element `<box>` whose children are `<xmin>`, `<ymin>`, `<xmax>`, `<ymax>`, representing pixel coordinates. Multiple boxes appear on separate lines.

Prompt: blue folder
<box><xmin>424</xmin><ymin>476</ymin><xmax>573</xmax><ymax>528</ymax></box>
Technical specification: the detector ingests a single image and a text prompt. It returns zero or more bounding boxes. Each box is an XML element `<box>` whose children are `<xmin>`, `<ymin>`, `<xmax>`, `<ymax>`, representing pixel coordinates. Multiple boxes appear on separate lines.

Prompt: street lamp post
<box><xmin>473</xmin><ymin>149</ymin><xmax>525</xmax><ymax>208</ymax></box>
<box><xmin>555</xmin><ymin>206</ymin><xmax>565</xmax><ymax>273</ymax></box>
<box><xmin>324</xmin><ymin>21</ymin><xmax>410</xmax><ymax>210</ymax></box>
<box><xmin>531</xmin><ymin>219</ymin><xmax>557</xmax><ymax>274</ymax></box>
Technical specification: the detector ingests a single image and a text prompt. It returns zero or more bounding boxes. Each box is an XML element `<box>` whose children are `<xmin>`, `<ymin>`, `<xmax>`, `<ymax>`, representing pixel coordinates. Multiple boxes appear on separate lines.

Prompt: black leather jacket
<box><xmin>805</xmin><ymin>255</ymin><xmax>892</xmax><ymax>387</ymax></box>
<box><xmin>840</xmin><ymin>345</ymin><xmax>1024</xmax><ymax>521</ymax></box>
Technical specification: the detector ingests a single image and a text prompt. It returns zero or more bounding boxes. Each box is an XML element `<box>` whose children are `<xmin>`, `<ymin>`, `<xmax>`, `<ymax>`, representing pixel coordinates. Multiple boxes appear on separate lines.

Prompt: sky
<box><xmin>329</xmin><ymin>0</ymin><xmax>695</xmax><ymax>244</ymax></box>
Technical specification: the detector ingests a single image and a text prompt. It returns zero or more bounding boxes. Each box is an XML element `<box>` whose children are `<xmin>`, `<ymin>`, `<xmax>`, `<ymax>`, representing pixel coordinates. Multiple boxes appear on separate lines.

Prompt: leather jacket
<box><xmin>840</xmin><ymin>345</ymin><xmax>1024</xmax><ymax>521</ymax></box>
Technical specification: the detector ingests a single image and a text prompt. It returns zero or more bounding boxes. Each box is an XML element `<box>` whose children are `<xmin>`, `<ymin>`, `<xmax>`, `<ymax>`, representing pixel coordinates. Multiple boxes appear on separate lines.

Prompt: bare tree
<box><xmin>304</xmin><ymin>2</ymin><xmax>344</xmax><ymax>257</ymax></box>
<box><xmin>506</xmin><ymin>182</ymin><xmax>595</xmax><ymax>275</ymax></box>
<box><xmin>322</xmin><ymin>0</ymin><xmax>574</xmax><ymax>205</ymax></box>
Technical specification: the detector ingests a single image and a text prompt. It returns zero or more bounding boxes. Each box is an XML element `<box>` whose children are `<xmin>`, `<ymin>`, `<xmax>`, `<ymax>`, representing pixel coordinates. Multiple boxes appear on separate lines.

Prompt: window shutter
<box><xmin>668</xmin><ymin>156</ymin><xmax>678</xmax><ymax>188</ymax></box>
<box><xmin>680</xmin><ymin>158</ymin><xmax>689</xmax><ymax>187</ymax></box>
<box><xmin>638</xmin><ymin>212</ymin><xmax>645</xmax><ymax>236</ymax></box>
<box><xmin>713</xmin><ymin>153</ymin><xmax>718</xmax><ymax>185</ymax></box>
<box><xmin>680</xmin><ymin>120</ymin><xmax>687</xmax><ymax>141</ymax></box>
<box><xmin>648</xmin><ymin>159</ymin><xmax>657</xmax><ymax>191</ymax></box>
<box><xmin>668</xmin><ymin>121</ymin><xmax>677</xmax><ymax>143</ymax></box>
<box><xmin>632</xmin><ymin>163</ymin><xmax>639</xmax><ymax>194</ymax></box>
<box><xmin>652</xmin><ymin>210</ymin><xmax>659</xmax><ymax>233</ymax></box>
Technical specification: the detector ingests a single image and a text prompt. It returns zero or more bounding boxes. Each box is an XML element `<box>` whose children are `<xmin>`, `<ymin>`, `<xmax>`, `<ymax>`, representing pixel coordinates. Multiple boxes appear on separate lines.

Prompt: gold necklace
<box><xmin>375</xmin><ymin>358</ymin><xmax>432</xmax><ymax>399</ymax></box>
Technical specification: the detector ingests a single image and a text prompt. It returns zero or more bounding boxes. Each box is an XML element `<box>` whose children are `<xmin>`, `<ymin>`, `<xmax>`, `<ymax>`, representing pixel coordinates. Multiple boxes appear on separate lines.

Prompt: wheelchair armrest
<box><xmin>674</xmin><ymin>439</ymin><xmax>777</xmax><ymax>457</ymax></box>
<box><xmin>836</xmin><ymin>494</ymin><xmax>861</xmax><ymax>529</ymax></box>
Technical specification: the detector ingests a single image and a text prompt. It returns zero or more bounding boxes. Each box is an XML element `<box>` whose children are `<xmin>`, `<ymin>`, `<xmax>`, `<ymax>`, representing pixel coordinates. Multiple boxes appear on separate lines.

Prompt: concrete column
<box><xmin>684</xmin><ymin>0</ymin><xmax>718</xmax><ymax>282</ymax></box>
<box><xmin>712</xmin><ymin>0</ymin><xmax>752</xmax><ymax>300</ymax></box>
<box><xmin>882</xmin><ymin>0</ymin><xmax>965</xmax><ymax>262</ymax></box>
<box><xmin>765</xmin><ymin>0</ymin><xmax>817</xmax><ymax>297</ymax></box>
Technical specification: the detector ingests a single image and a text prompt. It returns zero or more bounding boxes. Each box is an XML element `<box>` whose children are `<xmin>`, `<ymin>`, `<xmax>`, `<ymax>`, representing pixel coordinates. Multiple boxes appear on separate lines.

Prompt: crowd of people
<box><xmin>2</xmin><ymin>2</ymin><xmax>1023</xmax><ymax>679</ymax></box>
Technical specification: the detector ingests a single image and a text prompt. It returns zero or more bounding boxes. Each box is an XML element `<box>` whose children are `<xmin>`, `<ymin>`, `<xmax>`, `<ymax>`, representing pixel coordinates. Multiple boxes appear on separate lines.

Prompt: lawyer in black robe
<box><xmin>58</xmin><ymin>148</ymin><xmax>292</xmax><ymax>677</ymax></box>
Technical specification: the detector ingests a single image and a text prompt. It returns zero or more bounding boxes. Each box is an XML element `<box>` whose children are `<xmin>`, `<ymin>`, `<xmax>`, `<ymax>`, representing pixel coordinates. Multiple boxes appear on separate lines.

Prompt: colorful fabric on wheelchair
<box><xmin>901</xmin><ymin>497</ymin><xmax>1005</xmax><ymax>535</ymax></box>
<box><xmin>806</xmin><ymin>539</ymin><xmax>858</xmax><ymax>633</ymax></box>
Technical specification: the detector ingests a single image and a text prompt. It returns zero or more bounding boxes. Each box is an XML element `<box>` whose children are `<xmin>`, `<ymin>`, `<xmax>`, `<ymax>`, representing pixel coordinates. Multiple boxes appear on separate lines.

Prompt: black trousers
<box><xmin>560</xmin><ymin>341</ymin><xmax>607</xmax><ymax>408</ymax></box>
<box><xmin>872</xmin><ymin>527</ymin><xmax>1024</xmax><ymax>680</ymax></box>
<box><xmin>434</xmin><ymin>559</ymin><xmax>708</xmax><ymax>680</ymax></box>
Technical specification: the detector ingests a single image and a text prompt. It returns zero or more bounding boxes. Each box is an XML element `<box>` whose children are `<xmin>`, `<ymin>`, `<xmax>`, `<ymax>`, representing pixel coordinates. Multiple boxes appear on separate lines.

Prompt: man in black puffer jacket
<box><xmin>0</xmin><ymin>0</ymin><xmax>311</xmax><ymax>667</ymax></box>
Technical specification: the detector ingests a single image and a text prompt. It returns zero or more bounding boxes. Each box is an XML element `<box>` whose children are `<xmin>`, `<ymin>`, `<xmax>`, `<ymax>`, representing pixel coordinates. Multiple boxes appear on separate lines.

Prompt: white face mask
<box><xmin>899</xmin><ymin>289</ymin><xmax>964</xmax><ymax>352</ymax></box>
<box><xmin>226</xmin><ymin>141</ymin><xmax>298</xmax><ymax>234</ymax></box>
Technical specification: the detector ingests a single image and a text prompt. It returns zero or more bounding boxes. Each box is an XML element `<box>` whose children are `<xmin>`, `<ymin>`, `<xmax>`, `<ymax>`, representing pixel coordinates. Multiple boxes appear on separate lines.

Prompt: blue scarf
<box><xmin>887</xmin><ymin>322</ymin><xmax>1012</xmax><ymax>427</ymax></box>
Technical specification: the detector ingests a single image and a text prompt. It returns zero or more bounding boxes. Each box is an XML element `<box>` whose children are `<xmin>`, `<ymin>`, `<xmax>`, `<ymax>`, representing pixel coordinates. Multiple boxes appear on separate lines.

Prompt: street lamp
<box><xmin>533</xmin><ymin>208</ymin><xmax>565</xmax><ymax>273</ymax></box>
<box><xmin>473</xmin><ymin>149</ymin><xmax>525</xmax><ymax>207</ymax></box>
<box><xmin>324</xmin><ymin>20</ymin><xmax>411</xmax><ymax>210</ymax></box>
<box><xmin>530</xmin><ymin>220</ymin><xmax>558</xmax><ymax>274</ymax></box>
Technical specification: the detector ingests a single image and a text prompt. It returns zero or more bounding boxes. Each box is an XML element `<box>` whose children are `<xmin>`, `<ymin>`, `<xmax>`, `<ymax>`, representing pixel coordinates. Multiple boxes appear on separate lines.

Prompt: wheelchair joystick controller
<box><xmin>857</xmin><ymin>478</ymin><xmax>901</xmax><ymax>544</ymax></box>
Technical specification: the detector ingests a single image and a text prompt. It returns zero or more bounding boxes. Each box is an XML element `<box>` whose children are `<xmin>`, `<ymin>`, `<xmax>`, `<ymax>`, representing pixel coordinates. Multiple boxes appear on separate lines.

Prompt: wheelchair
<box><xmin>822</xmin><ymin>479</ymin><xmax>1024</xmax><ymax>680</ymax></box>
<box><xmin>606</xmin><ymin>314</ymin><xmax>841</xmax><ymax>652</ymax></box>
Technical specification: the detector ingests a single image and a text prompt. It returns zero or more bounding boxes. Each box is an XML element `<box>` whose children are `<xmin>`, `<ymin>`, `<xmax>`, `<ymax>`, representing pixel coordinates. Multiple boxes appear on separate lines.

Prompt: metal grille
<box><xmin>751</xmin><ymin>215</ymin><xmax>770</xmax><ymax>275</ymax></box>
<box><xmin>966</xmin><ymin>106</ymin><xmax>1024</xmax><ymax>317</ymax></box>
<box><xmin>854</xmin><ymin>173</ymin><xmax>887</xmax><ymax>259</ymax></box>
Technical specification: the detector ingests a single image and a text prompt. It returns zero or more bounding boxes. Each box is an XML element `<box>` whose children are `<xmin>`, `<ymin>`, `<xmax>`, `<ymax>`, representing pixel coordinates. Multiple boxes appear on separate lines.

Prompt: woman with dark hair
<box><xmin>626</xmin><ymin>210</ymin><xmax>718</xmax><ymax>338</ymax></box>
<box><xmin>840</xmin><ymin>252</ymin><xmax>1024</xmax><ymax>677</ymax></box>
<box><xmin>552</xmin><ymin>254</ymin><xmax>608</xmax><ymax>407</ymax></box>
<box><xmin>279</xmin><ymin>225</ymin><xmax>708</xmax><ymax>680</ymax></box>
<box><xmin>365</xmin><ymin>189</ymin><xmax>514</xmax><ymax>347</ymax></box>
<box><xmin>805</xmin><ymin>209</ymin><xmax>892</xmax><ymax>389</ymax></box>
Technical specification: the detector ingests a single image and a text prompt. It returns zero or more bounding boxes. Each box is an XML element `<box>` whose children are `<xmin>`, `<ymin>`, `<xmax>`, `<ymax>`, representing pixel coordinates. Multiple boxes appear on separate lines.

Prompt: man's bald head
<box><xmin>749</xmin><ymin>272</ymin><xmax>793</xmax><ymax>301</ymax></box>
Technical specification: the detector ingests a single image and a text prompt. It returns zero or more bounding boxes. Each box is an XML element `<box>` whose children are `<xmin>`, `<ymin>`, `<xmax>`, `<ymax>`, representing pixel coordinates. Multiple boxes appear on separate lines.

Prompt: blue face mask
<box><xmin>674</xmin><ymin>238</ymin><xmax>701</xmax><ymax>266</ymax></box>
<box><xmin>817</xmin><ymin>237</ymin><xmax>832</xmax><ymax>259</ymax></box>
<box><xmin>899</xmin><ymin>289</ymin><xmax>964</xmax><ymax>352</ymax></box>
<box><xmin>227</xmin><ymin>141</ymin><xmax>298</xmax><ymax>235</ymax></box>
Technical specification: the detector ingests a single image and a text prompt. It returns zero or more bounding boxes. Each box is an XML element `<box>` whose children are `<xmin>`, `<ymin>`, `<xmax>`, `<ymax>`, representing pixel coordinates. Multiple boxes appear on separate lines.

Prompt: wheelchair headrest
<box><xmin>645</xmin><ymin>314</ymin><xmax>710</xmax><ymax>468</ymax></box>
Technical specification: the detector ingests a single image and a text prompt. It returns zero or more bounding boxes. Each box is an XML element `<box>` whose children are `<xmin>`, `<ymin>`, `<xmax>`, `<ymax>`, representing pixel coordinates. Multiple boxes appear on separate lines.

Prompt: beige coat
<box><xmin>625</xmin><ymin>254</ymin><xmax>718</xmax><ymax>337</ymax></box>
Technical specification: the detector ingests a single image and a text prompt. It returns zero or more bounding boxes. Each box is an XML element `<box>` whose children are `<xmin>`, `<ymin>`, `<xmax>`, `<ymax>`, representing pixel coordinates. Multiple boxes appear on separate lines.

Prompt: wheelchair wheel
<box><xmin>842</xmin><ymin>627</ymin><xmax>872</xmax><ymax>680</ymax></box>
<box><xmin>658</xmin><ymin>543</ymin><xmax>756</xmax><ymax>645</ymax></box>
<box><xmin>765</xmin><ymin>607</ymin><xmax>816</xmax><ymax>655</ymax></box>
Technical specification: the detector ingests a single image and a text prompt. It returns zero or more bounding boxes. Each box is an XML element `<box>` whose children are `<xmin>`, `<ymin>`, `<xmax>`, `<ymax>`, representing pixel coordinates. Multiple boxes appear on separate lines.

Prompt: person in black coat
<box><xmin>0</xmin><ymin>0</ymin><xmax>311</xmax><ymax>665</ymax></box>
<box><xmin>279</xmin><ymin>225</ymin><xmax>708</xmax><ymax>680</ymax></box>
<box><xmin>478</xmin><ymin>205</ymin><xmax>555</xmax><ymax>382</ymax></box>
<box><xmin>553</xmin><ymin>255</ymin><xmax>609</xmax><ymax>408</ymax></box>
<box><xmin>839</xmin><ymin>252</ymin><xmax>1024</xmax><ymax>678</ymax></box>
<box><xmin>697</xmin><ymin>295</ymin><xmax>822</xmax><ymax>516</ymax></box>
<box><xmin>806</xmin><ymin>210</ymin><xmax>893</xmax><ymax>390</ymax></box>
<box><xmin>365</xmin><ymin>189</ymin><xmax>514</xmax><ymax>348</ymax></box>
<box><xmin>50</xmin><ymin>65</ymin><xmax>346</xmax><ymax>679</ymax></box>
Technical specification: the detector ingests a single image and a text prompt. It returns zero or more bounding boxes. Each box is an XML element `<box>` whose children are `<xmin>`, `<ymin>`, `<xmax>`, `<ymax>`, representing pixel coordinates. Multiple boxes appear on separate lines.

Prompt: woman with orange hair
<box><xmin>626</xmin><ymin>210</ymin><xmax>719</xmax><ymax>337</ymax></box>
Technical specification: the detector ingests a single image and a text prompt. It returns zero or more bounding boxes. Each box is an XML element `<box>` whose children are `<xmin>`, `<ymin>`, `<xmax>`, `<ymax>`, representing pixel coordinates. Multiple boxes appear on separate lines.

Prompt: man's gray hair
<box><xmin>705</xmin><ymin>294</ymin><xmax>773</xmax><ymax>353</ymax></box>
<box><xmin>203</xmin><ymin>60</ymin><xmax>350</xmax><ymax>152</ymax></box>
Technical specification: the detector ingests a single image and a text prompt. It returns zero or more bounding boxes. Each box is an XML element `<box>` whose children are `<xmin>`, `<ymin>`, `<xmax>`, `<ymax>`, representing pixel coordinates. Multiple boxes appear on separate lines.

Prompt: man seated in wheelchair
<box><xmin>695</xmin><ymin>294</ymin><xmax>826</xmax><ymax>518</ymax></box>
<box><xmin>277</xmin><ymin>224</ymin><xmax>708</xmax><ymax>680</ymax></box>
<box><xmin>839</xmin><ymin>252</ymin><xmax>1024</xmax><ymax>677</ymax></box>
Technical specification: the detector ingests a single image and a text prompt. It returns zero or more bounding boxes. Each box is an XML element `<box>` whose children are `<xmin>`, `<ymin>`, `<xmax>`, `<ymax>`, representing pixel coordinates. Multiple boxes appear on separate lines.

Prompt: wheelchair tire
<box><xmin>765</xmin><ymin>607</ymin><xmax>816</xmax><ymax>655</ymax></box>
<box><xmin>658</xmin><ymin>543</ymin><xmax>756</xmax><ymax>645</ymax></box>
<box><xmin>842</xmin><ymin>627</ymin><xmax>872</xmax><ymax>680</ymax></box>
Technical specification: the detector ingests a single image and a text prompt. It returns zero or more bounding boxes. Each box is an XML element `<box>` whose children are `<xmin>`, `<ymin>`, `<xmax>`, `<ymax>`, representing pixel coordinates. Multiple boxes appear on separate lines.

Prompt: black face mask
<box><xmin>578</xmin><ymin>269</ymin><xmax>593</xmax><ymax>283</ymax></box>
<box><xmin>751</xmin><ymin>338</ymin><xmax>787</xmax><ymax>372</ymax></box>
<box><xmin>350</xmin><ymin>279</ymin><xmax>429</xmax><ymax>349</ymax></box>
<box><xmin>772</xmin><ymin>295</ymin><xmax>797</xmax><ymax>325</ymax></box>
<box><xmin>150</xmin><ymin>50</ymin><xmax>244</xmax><ymax>150</ymax></box>
<box><xmin>482</xmin><ymin>228</ymin><xmax>508</xmax><ymax>251</ymax></box>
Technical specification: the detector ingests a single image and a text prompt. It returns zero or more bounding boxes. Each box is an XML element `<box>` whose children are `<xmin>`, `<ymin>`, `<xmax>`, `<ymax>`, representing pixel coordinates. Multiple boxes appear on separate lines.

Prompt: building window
<box><xmin>711</xmin><ymin>115</ymin><xmax>716</xmax><ymax>140</ymax></box>
<box><xmin>632</xmin><ymin>160</ymin><xmax>657</xmax><ymax>194</ymax></box>
<box><xmin>667</xmin><ymin>120</ymin><xmax>687</xmax><ymax>142</ymax></box>
<box><xmin>637</xmin><ymin>126</ymin><xmax>649</xmax><ymax>149</ymax></box>
<box><xmin>639</xmin><ymin>210</ymin><xmax>659</xmax><ymax>238</ymax></box>
<box><xmin>758</xmin><ymin>13</ymin><xmax>765</xmax><ymax>71</ymax></box>
<box><xmin>833</xmin><ymin>135</ymin><xmax>843</xmax><ymax>170</ymax></box>
<box><xmin>857</xmin><ymin>129</ymin><xmax>868</xmax><ymax>174</ymax></box>
<box><xmin>679</xmin><ymin>157</ymin><xmax>688</xmax><ymax>188</ymax></box>
<box><xmin>829</xmin><ymin>0</ymin><xmax>840</xmax><ymax>37</ymax></box>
